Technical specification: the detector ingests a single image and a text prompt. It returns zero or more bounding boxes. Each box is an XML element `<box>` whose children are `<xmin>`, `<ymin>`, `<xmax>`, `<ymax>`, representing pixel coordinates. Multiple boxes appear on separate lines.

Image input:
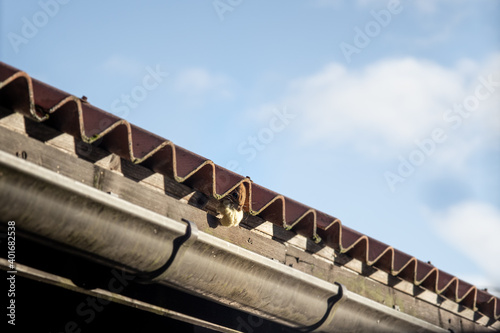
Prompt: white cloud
<box><xmin>271</xmin><ymin>58</ymin><xmax>465</xmax><ymax>154</ymax></box>
<box><xmin>101</xmin><ymin>55</ymin><xmax>144</xmax><ymax>78</ymax></box>
<box><xmin>468</xmin><ymin>53</ymin><xmax>500</xmax><ymax>134</ymax></box>
<box><xmin>431</xmin><ymin>53</ymin><xmax>500</xmax><ymax>174</ymax></box>
<box><xmin>173</xmin><ymin>67</ymin><xmax>232</xmax><ymax>99</ymax></box>
<box><xmin>253</xmin><ymin>54</ymin><xmax>499</xmax><ymax>169</ymax></box>
<box><xmin>426</xmin><ymin>201</ymin><xmax>500</xmax><ymax>286</ymax></box>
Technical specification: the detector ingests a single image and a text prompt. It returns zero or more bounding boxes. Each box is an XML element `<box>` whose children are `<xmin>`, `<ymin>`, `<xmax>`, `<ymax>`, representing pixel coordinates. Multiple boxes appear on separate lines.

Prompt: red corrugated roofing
<box><xmin>0</xmin><ymin>61</ymin><xmax>498</xmax><ymax>322</ymax></box>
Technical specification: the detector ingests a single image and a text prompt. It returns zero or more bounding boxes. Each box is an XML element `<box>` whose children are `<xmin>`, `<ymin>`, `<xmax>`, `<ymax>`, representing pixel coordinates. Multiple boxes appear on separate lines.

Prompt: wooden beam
<box><xmin>0</xmin><ymin>259</ymin><xmax>243</xmax><ymax>333</ymax></box>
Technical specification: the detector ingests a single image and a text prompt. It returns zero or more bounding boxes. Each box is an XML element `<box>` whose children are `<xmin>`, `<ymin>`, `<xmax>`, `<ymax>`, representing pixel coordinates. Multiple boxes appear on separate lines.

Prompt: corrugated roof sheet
<box><xmin>0</xmin><ymin>61</ymin><xmax>498</xmax><ymax>322</ymax></box>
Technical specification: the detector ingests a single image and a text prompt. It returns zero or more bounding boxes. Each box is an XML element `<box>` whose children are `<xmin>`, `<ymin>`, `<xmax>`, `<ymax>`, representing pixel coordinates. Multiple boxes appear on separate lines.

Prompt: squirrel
<box><xmin>216</xmin><ymin>182</ymin><xmax>246</xmax><ymax>227</ymax></box>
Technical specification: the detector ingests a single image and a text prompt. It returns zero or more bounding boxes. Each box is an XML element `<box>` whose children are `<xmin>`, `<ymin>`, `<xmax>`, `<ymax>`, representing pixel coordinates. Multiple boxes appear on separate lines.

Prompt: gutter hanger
<box><xmin>0</xmin><ymin>150</ymin><xmax>447</xmax><ymax>332</ymax></box>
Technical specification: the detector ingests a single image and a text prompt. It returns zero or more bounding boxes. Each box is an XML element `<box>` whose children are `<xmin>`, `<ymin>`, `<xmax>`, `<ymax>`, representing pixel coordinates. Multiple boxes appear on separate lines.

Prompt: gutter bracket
<box><xmin>135</xmin><ymin>218</ymin><xmax>198</xmax><ymax>283</ymax></box>
<box><xmin>300</xmin><ymin>282</ymin><xmax>348</xmax><ymax>332</ymax></box>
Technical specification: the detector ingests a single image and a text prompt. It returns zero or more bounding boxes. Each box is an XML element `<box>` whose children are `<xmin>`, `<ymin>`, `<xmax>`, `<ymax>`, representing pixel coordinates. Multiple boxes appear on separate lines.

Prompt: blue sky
<box><xmin>2</xmin><ymin>0</ymin><xmax>499</xmax><ymax>296</ymax></box>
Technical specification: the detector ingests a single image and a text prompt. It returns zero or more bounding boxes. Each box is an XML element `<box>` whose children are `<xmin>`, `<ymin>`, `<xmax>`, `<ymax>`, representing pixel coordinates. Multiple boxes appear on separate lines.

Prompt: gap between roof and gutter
<box><xmin>0</xmin><ymin>150</ymin><xmax>447</xmax><ymax>333</ymax></box>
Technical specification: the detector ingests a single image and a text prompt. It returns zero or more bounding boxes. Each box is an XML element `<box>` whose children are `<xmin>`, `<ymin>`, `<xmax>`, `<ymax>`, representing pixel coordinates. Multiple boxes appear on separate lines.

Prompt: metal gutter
<box><xmin>0</xmin><ymin>150</ymin><xmax>447</xmax><ymax>332</ymax></box>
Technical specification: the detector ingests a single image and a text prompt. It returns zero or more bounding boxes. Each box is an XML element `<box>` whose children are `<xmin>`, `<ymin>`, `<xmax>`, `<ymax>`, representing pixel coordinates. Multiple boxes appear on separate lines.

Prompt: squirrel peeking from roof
<box><xmin>216</xmin><ymin>182</ymin><xmax>246</xmax><ymax>227</ymax></box>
